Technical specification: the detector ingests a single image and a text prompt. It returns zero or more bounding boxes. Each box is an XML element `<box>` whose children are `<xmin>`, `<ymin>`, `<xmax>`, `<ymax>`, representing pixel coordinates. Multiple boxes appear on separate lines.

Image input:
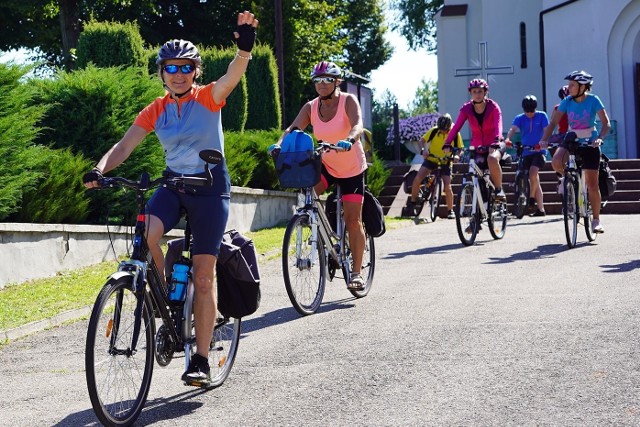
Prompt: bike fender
<box><xmin>105</xmin><ymin>271</ymin><xmax>134</xmax><ymax>283</ymax></box>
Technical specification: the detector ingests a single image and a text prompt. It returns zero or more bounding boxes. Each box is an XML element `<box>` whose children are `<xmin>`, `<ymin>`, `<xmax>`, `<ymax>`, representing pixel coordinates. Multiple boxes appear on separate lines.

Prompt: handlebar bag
<box><xmin>275</xmin><ymin>130</ymin><xmax>321</xmax><ymax>189</ymax></box>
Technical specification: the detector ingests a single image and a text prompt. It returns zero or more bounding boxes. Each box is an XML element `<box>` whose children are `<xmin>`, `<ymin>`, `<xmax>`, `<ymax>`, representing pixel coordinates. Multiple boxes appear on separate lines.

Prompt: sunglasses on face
<box><xmin>312</xmin><ymin>76</ymin><xmax>336</xmax><ymax>84</ymax></box>
<box><xmin>163</xmin><ymin>64</ymin><xmax>195</xmax><ymax>74</ymax></box>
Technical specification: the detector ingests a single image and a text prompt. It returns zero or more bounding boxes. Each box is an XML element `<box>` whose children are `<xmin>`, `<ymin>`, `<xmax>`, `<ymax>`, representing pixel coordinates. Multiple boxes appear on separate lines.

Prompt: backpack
<box><xmin>165</xmin><ymin>229</ymin><xmax>261</xmax><ymax>318</ymax></box>
<box><xmin>275</xmin><ymin>130</ymin><xmax>322</xmax><ymax>189</ymax></box>
<box><xmin>598</xmin><ymin>153</ymin><xmax>617</xmax><ymax>201</ymax></box>
<box><xmin>324</xmin><ymin>189</ymin><xmax>386</xmax><ymax>238</ymax></box>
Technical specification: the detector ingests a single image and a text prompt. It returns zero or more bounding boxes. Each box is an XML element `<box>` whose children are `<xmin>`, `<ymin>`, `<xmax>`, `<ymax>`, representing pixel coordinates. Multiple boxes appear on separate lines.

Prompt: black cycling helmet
<box><xmin>564</xmin><ymin>70</ymin><xmax>593</xmax><ymax>86</ymax></box>
<box><xmin>156</xmin><ymin>39</ymin><xmax>201</xmax><ymax>65</ymax></box>
<box><xmin>522</xmin><ymin>95</ymin><xmax>537</xmax><ymax>113</ymax></box>
<box><xmin>437</xmin><ymin>113</ymin><xmax>453</xmax><ymax>131</ymax></box>
<box><xmin>558</xmin><ymin>85</ymin><xmax>570</xmax><ymax>100</ymax></box>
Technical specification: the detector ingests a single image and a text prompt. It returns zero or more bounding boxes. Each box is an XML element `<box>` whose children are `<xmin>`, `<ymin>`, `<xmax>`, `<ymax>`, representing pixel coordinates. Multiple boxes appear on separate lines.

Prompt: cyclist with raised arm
<box><xmin>268</xmin><ymin>61</ymin><xmax>367</xmax><ymax>291</ymax></box>
<box><xmin>82</xmin><ymin>11</ymin><xmax>259</xmax><ymax>386</ymax></box>
<box><xmin>406</xmin><ymin>113</ymin><xmax>463</xmax><ymax>219</ymax></box>
<box><xmin>505</xmin><ymin>95</ymin><xmax>549</xmax><ymax>217</ymax></box>
<box><xmin>444</xmin><ymin>78</ymin><xmax>506</xmax><ymax>200</ymax></box>
<box><xmin>539</xmin><ymin>70</ymin><xmax>610</xmax><ymax>233</ymax></box>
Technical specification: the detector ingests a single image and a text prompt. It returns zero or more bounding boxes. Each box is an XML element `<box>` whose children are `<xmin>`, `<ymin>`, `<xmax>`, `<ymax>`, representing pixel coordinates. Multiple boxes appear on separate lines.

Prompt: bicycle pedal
<box><xmin>184</xmin><ymin>379</ymin><xmax>211</xmax><ymax>388</ymax></box>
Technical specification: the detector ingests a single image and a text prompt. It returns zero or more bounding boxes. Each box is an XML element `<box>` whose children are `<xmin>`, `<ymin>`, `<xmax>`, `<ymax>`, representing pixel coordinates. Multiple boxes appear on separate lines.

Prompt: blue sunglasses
<box><xmin>163</xmin><ymin>64</ymin><xmax>195</xmax><ymax>74</ymax></box>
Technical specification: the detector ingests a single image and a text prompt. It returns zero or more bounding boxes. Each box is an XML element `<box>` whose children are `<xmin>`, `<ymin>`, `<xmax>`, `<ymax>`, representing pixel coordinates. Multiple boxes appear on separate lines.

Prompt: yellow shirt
<box><xmin>421</xmin><ymin>126</ymin><xmax>464</xmax><ymax>164</ymax></box>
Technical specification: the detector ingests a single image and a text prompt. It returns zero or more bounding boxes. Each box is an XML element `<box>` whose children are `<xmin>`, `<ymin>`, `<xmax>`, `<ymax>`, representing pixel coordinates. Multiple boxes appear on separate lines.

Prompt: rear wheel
<box><xmin>282</xmin><ymin>213</ymin><xmax>326</xmax><ymax>315</ymax></box>
<box><xmin>488</xmin><ymin>193</ymin><xmax>508</xmax><ymax>239</ymax></box>
<box><xmin>456</xmin><ymin>182</ymin><xmax>478</xmax><ymax>246</ymax></box>
<box><xmin>428</xmin><ymin>177</ymin><xmax>442</xmax><ymax>222</ymax></box>
<box><xmin>563</xmin><ymin>175</ymin><xmax>579</xmax><ymax>248</ymax></box>
<box><xmin>86</xmin><ymin>276</ymin><xmax>154</xmax><ymax>427</ymax></box>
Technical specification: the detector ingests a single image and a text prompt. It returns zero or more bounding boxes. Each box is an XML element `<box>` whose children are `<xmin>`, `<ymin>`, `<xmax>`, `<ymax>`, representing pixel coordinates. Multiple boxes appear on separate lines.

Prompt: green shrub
<box><xmin>10</xmin><ymin>148</ymin><xmax>93</xmax><ymax>223</ymax></box>
<box><xmin>0</xmin><ymin>63</ymin><xmax>48</xmax><ymax>221</ymax></box>
<box><xmin>200</xmin><ymin>47</ymin><xmax>247</xmax><ymax>132</ymax></box>
<box><xmin>30</xmin><ymin>65</ymin><xmax>165</xmax><ymax>223</ymax></box>
<box><xmin>245</xmin><ymin>45</ymin><xmax>281</xmax><ymax>130</ymax></box>
<box><xmin>365</xmin><ymin>150</ymin><xmax>390</xmax><ymax>198</ymax></box>
<box><xmin>76</xmin><ymin>20</ymin><xmax>146</xmax><ymax>69</ymax></box>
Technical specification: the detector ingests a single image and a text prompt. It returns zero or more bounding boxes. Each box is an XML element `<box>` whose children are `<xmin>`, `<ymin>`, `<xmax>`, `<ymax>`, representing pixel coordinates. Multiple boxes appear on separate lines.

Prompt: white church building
<box><xmin>435</xmin><ymin>0</ymin><xmax>640</xmax><ymax>159</ymax></box>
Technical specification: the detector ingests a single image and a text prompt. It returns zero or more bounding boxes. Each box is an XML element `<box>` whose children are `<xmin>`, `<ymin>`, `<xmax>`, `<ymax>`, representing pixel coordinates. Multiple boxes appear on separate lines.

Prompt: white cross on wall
<box><xmin>455</xmin><ymin>41</ymin><xmax>514</xmax><ymax>80</ymax></box>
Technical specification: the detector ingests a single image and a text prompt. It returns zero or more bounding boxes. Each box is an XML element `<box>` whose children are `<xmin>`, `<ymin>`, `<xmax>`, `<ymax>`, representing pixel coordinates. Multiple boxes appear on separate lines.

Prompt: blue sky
<box><xmin>369</xmin><ymin>22</ymin><xmax>438</xmax><ymax>110</ymax></box>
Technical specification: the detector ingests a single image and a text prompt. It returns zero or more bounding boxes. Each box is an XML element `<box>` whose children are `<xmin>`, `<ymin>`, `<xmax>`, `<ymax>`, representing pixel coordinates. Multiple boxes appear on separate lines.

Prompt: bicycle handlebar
<box><xmin>96</xmin><ymin>174</ymin><xmax>209</xmax><ymax>194</ymax></box>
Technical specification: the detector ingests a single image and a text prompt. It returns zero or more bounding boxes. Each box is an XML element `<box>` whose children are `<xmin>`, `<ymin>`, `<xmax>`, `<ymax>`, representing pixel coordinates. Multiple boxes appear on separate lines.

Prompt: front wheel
<box><xmin>428</xmin><ymin>177</ymin><xmax>443</xmax><ymax>222</ymax></box>
<box><xmin>512</xmin><ymin>173</ymin><xmax>529</xmax><ymax>219</ymax></box>
<box><xmin>282</xmin><ymin>213</ymin><xmax>326</xmax><ymax>315</ymax></box>
<box><xmin>584</xmin><ymin>190</ymin><xmax>597</xmax><ymax>242</ymax></box>
<box><xmin>86</xmin><ymin>276</ymin><xmax>155</xmax><ymax>427</ymax></box>
<box><xmin>456</xmin><ymin>182</ymin><xmax>479</xmax><ymax>246</ymax></box>
<box><xmin>563</xmin><ymin>175</ymin><xmax>579</xmax><ymax>248</ymax></box>
<box><xmin>488</xmin><ymin>193</ymin><xmax>508</xmax><ymax>239</ymax></box>
<box><xmin>344</xmin><ymin>228</ymin><xmax>376</xmax><ymax>298</ymax></box>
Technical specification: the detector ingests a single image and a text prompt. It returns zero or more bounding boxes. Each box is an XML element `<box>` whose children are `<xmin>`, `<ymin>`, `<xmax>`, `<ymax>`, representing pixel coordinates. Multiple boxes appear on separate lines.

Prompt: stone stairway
<box><xmin>380</xmin><ymin>159</ymin><xmax>640</xmax><ymax>217</ymax></box>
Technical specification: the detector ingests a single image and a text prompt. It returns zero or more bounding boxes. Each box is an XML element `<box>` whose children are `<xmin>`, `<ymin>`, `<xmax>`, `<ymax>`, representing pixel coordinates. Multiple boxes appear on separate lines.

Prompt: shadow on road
<box><xmin>384</xmin><ymin>243</ymin><xmax>462</xmax><ymax>259</ymax></box>
<box><xmin>601</xmin><ymin>260</ymin><xmax>640</xmax><ymax>273</ymax></box>
<box><xmin>484</xmin><ymin>243</ymin><xmax>568</xmax><ymax>264</ymax></box>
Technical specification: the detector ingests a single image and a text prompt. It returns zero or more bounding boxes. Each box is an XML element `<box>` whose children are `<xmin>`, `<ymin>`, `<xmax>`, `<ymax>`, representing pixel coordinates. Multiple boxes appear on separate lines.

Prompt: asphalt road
<box><xmin>1</xmin><ymin>214</ymin><xmax>639</xmax><ymax>426</ymax></box>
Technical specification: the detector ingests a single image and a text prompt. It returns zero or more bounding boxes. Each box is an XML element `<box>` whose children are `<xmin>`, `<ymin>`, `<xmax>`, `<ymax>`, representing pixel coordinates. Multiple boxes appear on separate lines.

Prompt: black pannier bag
<box><xmin>598</xmin><ymin>153</ymin><xmax>617</xmax><ymax>201</ymax></box>
<box><xmin>362</xmin><ymin>189</ymin><xmax>386</xmax><ymax>238</ymax></box>
<box><xmin>165</xmin><ymin>229</ymin><xmax>261</xmax><ymax>318</ymax></box>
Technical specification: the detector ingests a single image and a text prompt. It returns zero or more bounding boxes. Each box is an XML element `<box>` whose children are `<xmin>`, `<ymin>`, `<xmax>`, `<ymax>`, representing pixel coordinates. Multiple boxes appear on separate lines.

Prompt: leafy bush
<box><xmin>10</xmin><ymin>148</ymin><xmax>93</xmax><ymax>223</ymax></box>
<box><xmin>224</xmin><ymin>129</ymin><xmax>281</xmax><ymax>189</ymax></box>
<box><xmin>29</xmin><ymin>65</ymin><xmax>165</xmax><ymax>223</ymax></box>
<box><xmin>200</xmin><ymin>47</ymin><xmax>248</xmax><ymax>132</ymax></box>
<box><xmin>76</xmin><ymin>20</ymin><xmax>147</xmax><ymax>69</ymax></box>
<box><xmin>0</xmin><ymin>63</ymin><xmax>48</xmax><ymax>220</ymax></box>
<box><xmin>245</xmin><ymin>45</ymin><xmax>281</xmax><ymax>130</ymax></box>
<box><xmin>366</xmin><ymin>151</ymin><xmax>391</xmax><ymax>198</ymax></box>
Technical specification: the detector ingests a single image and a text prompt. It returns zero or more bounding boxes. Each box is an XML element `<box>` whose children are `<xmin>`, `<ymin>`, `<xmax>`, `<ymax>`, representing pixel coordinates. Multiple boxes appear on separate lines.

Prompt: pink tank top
<box><xmin>310</xmin><ymin>93</ymin><xmax>367</xmax><ymax>178</ymax></box>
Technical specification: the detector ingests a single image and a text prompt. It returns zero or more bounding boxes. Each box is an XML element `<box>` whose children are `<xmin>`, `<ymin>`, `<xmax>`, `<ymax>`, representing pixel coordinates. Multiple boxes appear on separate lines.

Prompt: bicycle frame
<box><xmin>565</xmin><ymin>151</ymin><xmax>590</xmax><ymax>217</ymax></box>
<box><xmin>297</xmin><ymin>184</ymin><xmax>349</xmax><ymax>279</ymax></box>
<box><xmin>462</xmin><ymin>151</ymin><xmax>492</xmax><ymax>219</ymax></box>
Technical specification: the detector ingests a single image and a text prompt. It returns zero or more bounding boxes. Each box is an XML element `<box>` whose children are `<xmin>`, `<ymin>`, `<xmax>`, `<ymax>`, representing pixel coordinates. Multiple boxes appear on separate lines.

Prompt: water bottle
<box><xmin>168</xmin><ymin>263</ymin><xmax>189</xmax><ymax>303</ymax></box>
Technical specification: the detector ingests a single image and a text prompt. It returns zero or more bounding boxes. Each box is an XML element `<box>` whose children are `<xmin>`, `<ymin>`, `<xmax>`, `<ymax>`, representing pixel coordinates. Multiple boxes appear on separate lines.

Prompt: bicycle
<box><xmin>455</xmin><ymin>145</ymin><xmax>510</xmax><ymax>246</ymax></box>
<box><xmin>511</xmin><ymin>144</ymin><xmax>540</xmax><ymax>219</ymax></box>
<box><xmin>403</xmin><ymin>154</ymin><xmax>454</xmax><ymax>221</ymax></box>
<box><xmin>85</xmin><ymin>149</ymin><xmax>241</xmax><ymax>427</ymax></box>
<box><xmin>558</xmin><ymin>133</ymin><xmax>598</xmax><ymax>248</ymax></box>
<box><xmin>280</xmin><ymin>143</ymin><xmax>376</xmax><ymax>316</ymax></box>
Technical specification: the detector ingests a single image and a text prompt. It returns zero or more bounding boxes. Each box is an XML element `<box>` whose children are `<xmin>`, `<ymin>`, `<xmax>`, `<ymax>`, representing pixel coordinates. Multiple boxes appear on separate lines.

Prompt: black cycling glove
<box><xmin>235</xmin><ymin>23</ymin><xmax>256</xmax><ymax>52</ymax></box>
<box><xmin>82</xmin><ymin>168</ymin><xmax>104</xmax><ymax>184</ymax></box>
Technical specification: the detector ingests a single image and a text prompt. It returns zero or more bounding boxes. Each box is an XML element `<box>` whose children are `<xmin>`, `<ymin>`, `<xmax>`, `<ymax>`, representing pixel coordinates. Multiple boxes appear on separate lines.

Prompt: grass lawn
<box><xmin>0</xmin><ymin>218</ymin><xmax>411</xmax><ymax>335</ymax></box>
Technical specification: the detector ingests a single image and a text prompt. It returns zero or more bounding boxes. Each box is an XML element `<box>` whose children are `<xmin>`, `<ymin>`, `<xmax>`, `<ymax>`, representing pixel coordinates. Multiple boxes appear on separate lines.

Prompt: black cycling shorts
<box><xmin>320</xmin><ymin>166</ymin><xmax>365</xmax><ymax>203</ymax></box>
<box><xmin>558</xmin><ymin>144</ymin><xmax>600</xmax><ymax>170</ymax></box>
<box><xmin>421</xmin><ymin>159</ymin><xmax>452</xmax><ymax>176</ymax></box>
<box><xmin>522</xmin><ymin>153</ymin><xmax>546</xmax><ymax>170</ymax></box>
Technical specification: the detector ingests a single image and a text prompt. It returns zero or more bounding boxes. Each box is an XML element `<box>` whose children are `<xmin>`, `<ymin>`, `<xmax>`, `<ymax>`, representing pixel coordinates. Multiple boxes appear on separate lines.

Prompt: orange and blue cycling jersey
<box><xmin>134</xmin><ymin>82</ymin><xmax>226</xmax><ymax>175</ymax></box>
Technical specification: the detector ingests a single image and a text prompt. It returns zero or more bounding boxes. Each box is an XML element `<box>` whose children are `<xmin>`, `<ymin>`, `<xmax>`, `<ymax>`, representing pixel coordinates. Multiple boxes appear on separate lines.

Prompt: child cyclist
<box><xmin>406</xmin><ymin>114</ymin><xmax>463</xmax><ymax>219</ymax></box>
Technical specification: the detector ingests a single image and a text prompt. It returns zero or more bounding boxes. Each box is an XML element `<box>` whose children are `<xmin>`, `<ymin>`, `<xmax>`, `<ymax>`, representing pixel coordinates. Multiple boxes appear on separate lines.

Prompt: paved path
<box><xmin>1</xmin><ymin>214</ymin><xmax>639</xmax><ymax>426</ymax></box>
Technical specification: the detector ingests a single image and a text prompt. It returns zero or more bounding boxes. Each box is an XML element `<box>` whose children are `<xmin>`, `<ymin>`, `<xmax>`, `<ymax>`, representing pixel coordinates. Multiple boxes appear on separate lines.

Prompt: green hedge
<box><xmin>245</xmin><ymin>45</ymin><xmax>282</xmax><ymax>130</ymax></box>
<box><xmin>76</xmin><ymin>20</ymin><xmax>146</xmax><ymax>69</ymax></box>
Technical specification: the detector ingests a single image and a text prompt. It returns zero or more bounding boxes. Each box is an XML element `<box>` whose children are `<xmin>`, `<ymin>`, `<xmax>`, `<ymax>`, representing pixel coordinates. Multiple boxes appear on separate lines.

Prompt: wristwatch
<box><xmin>348</xmin><ymin>137</ymin><xmax>356</xmax><ymax>144</ymax></box>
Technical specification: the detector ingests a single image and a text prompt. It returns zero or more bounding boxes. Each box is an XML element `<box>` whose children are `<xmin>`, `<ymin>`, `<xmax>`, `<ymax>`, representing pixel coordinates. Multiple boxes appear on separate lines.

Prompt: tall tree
<box><xmin>409</xmin><ymin>78</ymin><xmax>438</xmax><ymax>115</ymax></box>
<box><xmin>0</xmin><ymin>0</ymin><xmax>251</xmax><ymax>69</ymax></box>
<box><xmin>389</xmin><ymin>0</ymin><xmax>443</xmax><ymax>52</ymax></box>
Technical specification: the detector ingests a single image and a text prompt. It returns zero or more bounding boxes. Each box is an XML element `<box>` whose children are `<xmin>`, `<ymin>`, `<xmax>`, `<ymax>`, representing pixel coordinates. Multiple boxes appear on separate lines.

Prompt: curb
<box><xmin>1</xmin><ymin>305</ymin><xmax>92</xmax><ymax>342</ymax></box>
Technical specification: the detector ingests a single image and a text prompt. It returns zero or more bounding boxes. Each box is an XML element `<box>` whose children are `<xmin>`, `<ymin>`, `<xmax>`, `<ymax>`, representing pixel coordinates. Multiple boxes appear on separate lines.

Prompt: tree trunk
<box><xmin>58</xmin><ymin>0</ymin><xmax>80</xmax><ymax>70</ymax></box>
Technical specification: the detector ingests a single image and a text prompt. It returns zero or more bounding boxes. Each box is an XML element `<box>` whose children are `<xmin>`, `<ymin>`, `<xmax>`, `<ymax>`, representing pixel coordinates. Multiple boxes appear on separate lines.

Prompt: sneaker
<box><xmin>447</xmin><ymin>210</ymin><xmax>455</xmax><ymax>219</ymax></box>
<box><xmin>347</xmin><ymin>273</ymin><xmax>365</xmax><ymax>291</ymax></box>
<box><xmin>495</xmin><ymin>188</ymin><xmax>506</xmax><ymax>200</ymax></box>
<box><xmin>529</xmin><ymin>210</ymin><xmax>546</xmax><ymax>217</ymax></box>
<box><xmin>557</xmin><ymin>178</ymin><xmax>564</xmax><ymax>195</ymax></box>
<box><xmin>404</xmin><ymin>201</ymin><xmax>416</xmax><ymax>217</ymax></box>
<box><xmin>182</xmin><ymin>353</ymin><xmax>211</xmax><ymax>387</ymax></box>
<box><xmin>592</xmin><ymin>219</ymin><xmax>604</xmax><ymax>234</ymax></box>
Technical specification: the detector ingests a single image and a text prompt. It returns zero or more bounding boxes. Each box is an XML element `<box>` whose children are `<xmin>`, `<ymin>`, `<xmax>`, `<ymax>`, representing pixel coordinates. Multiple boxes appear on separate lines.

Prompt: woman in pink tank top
<box><xmin>271</xmin><ymin>61</ymin><xmax>368</xmax><ymax>291</ymax></box>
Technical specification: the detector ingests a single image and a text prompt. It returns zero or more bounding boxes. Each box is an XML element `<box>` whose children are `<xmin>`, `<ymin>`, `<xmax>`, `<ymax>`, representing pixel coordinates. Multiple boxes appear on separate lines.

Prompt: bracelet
<box><xmin>235</xmin><ymin>51</ymin><xmax>252</xmax><ymax>60</ymax></box>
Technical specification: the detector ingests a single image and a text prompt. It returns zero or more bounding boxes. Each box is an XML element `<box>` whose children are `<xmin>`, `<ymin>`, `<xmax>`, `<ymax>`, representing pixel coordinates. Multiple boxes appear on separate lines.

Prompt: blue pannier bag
<box><xmin>275</xmin><ymin>130</ymin><xmax>321</xmax><ymax>189</ymax></box>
